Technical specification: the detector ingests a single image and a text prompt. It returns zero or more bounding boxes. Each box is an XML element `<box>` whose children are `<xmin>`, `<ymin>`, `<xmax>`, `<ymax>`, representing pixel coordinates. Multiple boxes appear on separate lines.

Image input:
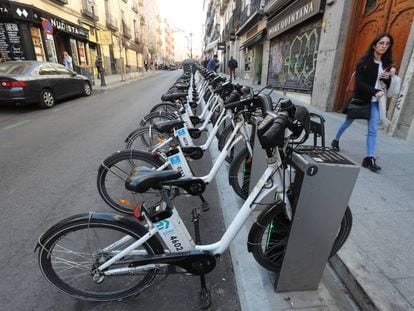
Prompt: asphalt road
<box><xmin>0</xmin><ymin>71</ymin><xmax>241</xmax><ymax>311</ymax></box>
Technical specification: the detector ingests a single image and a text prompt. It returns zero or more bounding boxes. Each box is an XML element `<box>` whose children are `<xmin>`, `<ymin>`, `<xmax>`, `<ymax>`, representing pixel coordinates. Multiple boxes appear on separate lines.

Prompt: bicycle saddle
<box><xmin>161</xmin><ymin>92</ymin><xmax>187</xmax><ymax>101</ymax></box>
<box><xmin>125</xmin><ymin>167</ymin><xmax>182</xmax><ymax>193</ymax></box>
<box><xmin>153</xmin><ymin>120</ymin><xmax>185</xmax><ymax>133</ymax></box>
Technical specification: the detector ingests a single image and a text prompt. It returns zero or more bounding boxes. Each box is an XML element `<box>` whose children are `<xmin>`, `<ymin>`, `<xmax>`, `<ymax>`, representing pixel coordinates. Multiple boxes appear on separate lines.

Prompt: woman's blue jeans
<box><xmin>335</xmin><ymin>101</ymin><xmax>380</xmax><ymax>157</ymax></box>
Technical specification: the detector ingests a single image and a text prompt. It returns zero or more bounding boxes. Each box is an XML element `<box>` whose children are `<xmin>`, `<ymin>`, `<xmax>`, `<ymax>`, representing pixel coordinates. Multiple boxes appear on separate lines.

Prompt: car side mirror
<box><xmin>71</xmin><ymin>71</ymin><xmax>77</xmax><ymax>77</ymax></box>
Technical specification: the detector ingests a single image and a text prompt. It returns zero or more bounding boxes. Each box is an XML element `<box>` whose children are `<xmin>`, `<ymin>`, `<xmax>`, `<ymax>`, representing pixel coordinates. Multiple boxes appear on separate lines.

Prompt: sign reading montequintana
<box><xmin>267</xmin><ymin>0</ymin><xmax>322</xmax><ymax>39</ymax></box>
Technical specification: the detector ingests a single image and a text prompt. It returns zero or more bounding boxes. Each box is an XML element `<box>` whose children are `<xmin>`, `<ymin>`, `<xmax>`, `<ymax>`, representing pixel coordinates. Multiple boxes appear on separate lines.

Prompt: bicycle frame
<box><xmin>152</xmin><ymin>112</ymin><xmax>253</xmax><ymax>184</ymax></box>
<box><xmin>97</xmin><ymin>146</ymin><xmax>292</xmax><ymax>274</ymax></box>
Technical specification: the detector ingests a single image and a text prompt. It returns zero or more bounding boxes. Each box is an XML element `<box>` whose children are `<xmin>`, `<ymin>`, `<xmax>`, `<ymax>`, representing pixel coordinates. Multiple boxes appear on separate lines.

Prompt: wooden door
<box><xmin>334</xmin><ymin>0</ymin><xmax>414</xmax><ymax>111</ymax></box>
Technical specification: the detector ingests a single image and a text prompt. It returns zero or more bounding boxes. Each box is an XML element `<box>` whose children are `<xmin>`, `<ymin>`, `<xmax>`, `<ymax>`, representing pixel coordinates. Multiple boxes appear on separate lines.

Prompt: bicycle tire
<box><xmin>150</xmin><ymin>102</ymin><xmax>179</xmax><ymax>114</ymax></box>
<box><xmin>125</xmin><ymin>126</ymin><xmax>173</xmax><ymax>152</ymax></box>
<box><xmin>228</xmin><ymin>146</ymin><xmax>252</xmax><ymax>200</ymax></box>
<box><xmin>38</xmin><ymin>216</ymin><xmax>164</xmax><ymax>301</ymax></box>
<box><xmin>217</xmin><ymin>124</ymin><xmax>235</xmax><ymax>164</ymax></box>
<box><xmin>97</xmin><ymin>150</ymin><xmax>166</xmax><ymax>214</ymax></box>
<box><xmin>249</xmin><ymin>204</ymin><xmax>353</xmax><ymax>272</ymax></box>
<box><xmin>139</xmin><ymin>111</ymin><xmax>177</xmax><ymax>127</ymax></box>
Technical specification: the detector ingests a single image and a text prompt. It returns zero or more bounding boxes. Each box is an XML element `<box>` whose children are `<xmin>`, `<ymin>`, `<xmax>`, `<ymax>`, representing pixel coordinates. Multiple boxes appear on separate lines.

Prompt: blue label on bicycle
<box><xmin>169</xmin><ymin>154</ymin><xmax>182</xmax><ymax>165</ymax></box>
<box><xmin>184</xmin><ymin>104</ymin><xmax>190</xmax><ymax>110</ymax></box>
<box><xmin>177</xmin><ymin>128</ymin><xmax>186</xmax><ymax>136</ymax></box>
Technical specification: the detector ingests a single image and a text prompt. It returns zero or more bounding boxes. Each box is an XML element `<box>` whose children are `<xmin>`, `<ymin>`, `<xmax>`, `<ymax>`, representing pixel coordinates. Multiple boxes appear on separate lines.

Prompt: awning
<box><xmin>239</xmin><ymin>29</ymin><xmax>266</xmax><ymax>50</ymax></box>
<box><xmin>204</xmin><ymin>39</ymin><xmax>219</xmax><ymax>53</ymax></box>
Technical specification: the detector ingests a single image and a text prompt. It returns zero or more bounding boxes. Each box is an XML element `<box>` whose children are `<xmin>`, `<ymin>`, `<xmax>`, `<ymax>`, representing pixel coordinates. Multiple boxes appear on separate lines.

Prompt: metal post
<box><xmin>190</xmin><ymin>33</ymin><xmax>193</xmax><ymax>59</ymax></box>
<box><xmin>91</xmin><ymin>2</ymin><xmax>106</xmax><ymax>86</ymax></box>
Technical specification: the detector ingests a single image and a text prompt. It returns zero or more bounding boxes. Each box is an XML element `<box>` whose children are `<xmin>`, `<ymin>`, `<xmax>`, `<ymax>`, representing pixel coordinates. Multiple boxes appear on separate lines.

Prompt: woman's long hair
<box><xmin>357</xmin><ymin>32</ymin><xmax>394</xmax><ymax>68</ymax></box>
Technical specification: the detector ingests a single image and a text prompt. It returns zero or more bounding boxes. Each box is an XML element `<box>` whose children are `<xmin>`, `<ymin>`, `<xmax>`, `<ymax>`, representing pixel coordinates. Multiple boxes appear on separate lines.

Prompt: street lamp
<box><xmin>89</xmin><ymin>0</ymin><xmax>106</xmax><ymax>86</ymax></box>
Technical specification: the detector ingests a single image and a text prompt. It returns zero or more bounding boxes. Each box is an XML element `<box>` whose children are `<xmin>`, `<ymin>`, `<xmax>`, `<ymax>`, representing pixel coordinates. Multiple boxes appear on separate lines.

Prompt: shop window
<box><xmin>30</xmin><ymin>27</ymin><xmax>46</xmax><ymax>61</ymax></box>
<box><xmin>44</xmin><ymin>34</ymin><xmax>58</xmax><ymax>63</ymax></box>
<box><xmin>70</xmin><ymin>38</ymin><xmax>79</xmax><ymax>67</ymax></box>
<box><xmin>77</xmin><ymin>41</ymin><xmax>87</xmax><ymax>65</ymax></box>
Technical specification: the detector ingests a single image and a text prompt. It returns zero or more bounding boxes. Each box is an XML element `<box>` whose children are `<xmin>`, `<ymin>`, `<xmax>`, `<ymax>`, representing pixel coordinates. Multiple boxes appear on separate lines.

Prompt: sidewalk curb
<box><xmin>92</xmin><ymin>72</ymin><xmax>158</xmax><ymax>94</ymax></box>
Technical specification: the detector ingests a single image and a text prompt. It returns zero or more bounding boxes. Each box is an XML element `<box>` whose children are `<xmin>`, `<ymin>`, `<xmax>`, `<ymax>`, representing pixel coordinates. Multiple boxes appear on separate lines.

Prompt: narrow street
<box><xmin>0</xmin><ymin>71</ymin><xmax>241</xmax><ymax>311</ymax></box>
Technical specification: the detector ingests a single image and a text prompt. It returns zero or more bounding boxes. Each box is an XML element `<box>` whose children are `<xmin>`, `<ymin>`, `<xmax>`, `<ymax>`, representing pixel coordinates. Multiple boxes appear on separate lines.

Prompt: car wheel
<box><xmin>83</xmin><ymin>81</ymin><xmax>92</xmax><ymax>96</ymax></box>
<box><xmin>39</xmin><ymin>89</ymin><xmax>55</xmax><ymax>109</ymax></box>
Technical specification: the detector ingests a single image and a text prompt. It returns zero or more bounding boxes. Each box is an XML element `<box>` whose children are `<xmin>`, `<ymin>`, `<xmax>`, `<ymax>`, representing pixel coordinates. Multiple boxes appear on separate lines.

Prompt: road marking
<box><xmin>0</xmin><ymin>119</ymin><xmax>32</xmax><ymax>133</ymax></box>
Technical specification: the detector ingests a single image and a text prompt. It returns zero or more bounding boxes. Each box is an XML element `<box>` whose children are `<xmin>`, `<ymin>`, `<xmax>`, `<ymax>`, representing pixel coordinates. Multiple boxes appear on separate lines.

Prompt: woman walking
<box><xmin>331</xmin><ymin>32</ymin><xmax>395</xmax><ymax>172</ymax></box>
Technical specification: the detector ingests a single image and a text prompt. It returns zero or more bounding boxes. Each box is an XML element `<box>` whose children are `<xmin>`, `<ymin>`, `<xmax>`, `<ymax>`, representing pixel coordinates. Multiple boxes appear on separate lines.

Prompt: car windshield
<box><xmin>0</xmin><ymin>63</ymin><xmax>31</xmax><ymax>74</ymax></box>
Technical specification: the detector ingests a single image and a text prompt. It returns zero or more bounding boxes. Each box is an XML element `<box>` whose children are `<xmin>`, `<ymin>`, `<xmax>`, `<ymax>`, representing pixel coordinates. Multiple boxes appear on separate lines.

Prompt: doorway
<box><xmin>334</xmin><ymin>0</ymin><xmax>414</xmax><ymax>111</ymax></box>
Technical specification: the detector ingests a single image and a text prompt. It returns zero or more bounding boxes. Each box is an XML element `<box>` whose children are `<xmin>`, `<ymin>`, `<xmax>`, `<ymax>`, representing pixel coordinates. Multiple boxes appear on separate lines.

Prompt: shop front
<box><xmin>0</xmin><ymin>0</ymin><xmax>90</xmax><ymax>74</ymax></box>
<box><xmin>266</xmin><ymin>0</ymin><xmax>324</xmax><ymax>93</ymax></box>
<box><xmin>239</xmin><ymin>28</ymin><xmax>266</xmax><ymax>84</ymax></box>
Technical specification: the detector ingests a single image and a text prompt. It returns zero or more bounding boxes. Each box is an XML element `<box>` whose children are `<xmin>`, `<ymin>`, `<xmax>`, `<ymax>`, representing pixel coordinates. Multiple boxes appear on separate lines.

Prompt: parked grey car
<box><xmin>0</xmin><ymin>61</ymin><xmax>92</xmax><ymax>108</ymax></box>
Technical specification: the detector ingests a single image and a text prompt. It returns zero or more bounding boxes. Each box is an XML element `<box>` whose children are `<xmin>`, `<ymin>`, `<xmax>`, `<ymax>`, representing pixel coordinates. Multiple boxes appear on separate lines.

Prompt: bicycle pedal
<box><xmin>198</xmin><ymin>288</ymin><xmax>211</xmax><ymax>309</ymax></box>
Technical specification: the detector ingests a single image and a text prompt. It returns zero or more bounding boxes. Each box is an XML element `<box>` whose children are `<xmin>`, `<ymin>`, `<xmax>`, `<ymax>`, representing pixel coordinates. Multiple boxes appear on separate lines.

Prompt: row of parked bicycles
<box><xmin>36</xmin><ymin>62</ymin><xmax>353</xmax><ymax>309</ymax></box>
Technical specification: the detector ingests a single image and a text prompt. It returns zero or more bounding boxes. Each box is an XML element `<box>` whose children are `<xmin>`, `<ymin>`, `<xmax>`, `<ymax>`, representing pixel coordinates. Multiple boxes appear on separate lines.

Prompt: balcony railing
<box><xmin>106</xmin><ymin>14</ymin><xmax>118</xmax><ymax>31</ymax></box>
<box><xmin>122</xmin><ymin>22</ymin><xmax>132</xmax><ymax>39</ymax></box>
<box><xmin>134</xmin><ymin>32</ymin><xmax>141</xmax><ymax>43</ymax></box>
<box><xmin>52</xmin><ymin>0</ymin><xmax>68</xmax><ymax>4</ymax></box>
<box><xmin>239</xmin><ymin>0</ymin><xmax>263</xmax><ymax>30</ymax></box>
<box><xmin>132</xmin><ymin>2</ymin><xmax>139</xmax><ymax>13</ymax></box>
<box><xmin>81</xmin><ymin>0</ymin><xmax>98</xmax><ymax>20</ymax></box>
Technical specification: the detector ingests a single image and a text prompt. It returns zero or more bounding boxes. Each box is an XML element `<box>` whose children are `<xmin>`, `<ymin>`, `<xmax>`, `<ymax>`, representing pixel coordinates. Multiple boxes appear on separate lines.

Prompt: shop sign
<box><xmin>0</xmin><ymin>3</ymin><xmax>12</xmax><ymax>18</ymax></box>
<box><xmin>217</xmin><ymin>42</ymin><xmax>226</xmax><ymax>50</ymax></box>
<box><xmin>98</xmin><ymin>30</ymin><xmax>112</xmax><ymax>45</ymax></box>
<box><xmin>42</xmin><ymin>19</ymin><xmax>53</xmax><ymax>35</ymax></box>
<box><xmin>50</xmin><ymin>18</ymin><xmax>88</xmax><ymax>39</ymax></box>
<box><xmin>267</xmin><ymin>0</ymin><xmax>323</xmax><ymax>39</ymax></box>
<box><xmin>0</xmin><ymin>22</ymin><xmax>26</xmax><ymax>61</ymax></box>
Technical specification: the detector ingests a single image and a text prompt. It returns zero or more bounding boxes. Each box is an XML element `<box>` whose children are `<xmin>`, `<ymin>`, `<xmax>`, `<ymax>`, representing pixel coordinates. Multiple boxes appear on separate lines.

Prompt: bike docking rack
<box><xmin>249</xmin><ymin>111</ymin><xmax>360</xmax><ymax>292</ymax></box>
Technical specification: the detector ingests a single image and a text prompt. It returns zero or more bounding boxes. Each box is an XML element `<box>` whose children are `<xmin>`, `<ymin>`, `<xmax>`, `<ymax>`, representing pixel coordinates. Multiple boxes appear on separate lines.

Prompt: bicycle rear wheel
<box><xmin>97</xmin><ymin>150</ymin><xmax>166</xmax><ymax>214</ymax></box>
<box><xmin>249</xmin><ymin>204</ymin><xmax>353</xmax><ymax>272</ymax></box>
<box><xmin>38</xmin><ymin>217</ymin><xmax>164</xmax><ymax>301</ymax></box>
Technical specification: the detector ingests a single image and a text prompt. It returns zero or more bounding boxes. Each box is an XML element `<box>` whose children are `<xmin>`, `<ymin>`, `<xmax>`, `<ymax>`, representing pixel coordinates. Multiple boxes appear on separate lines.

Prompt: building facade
<box><xmin>0</xmin><ymin>0</ymin><xmax>174</xmax><ymax>78</ymax></box>
<box><xmin>204</xmin><ymin>0</ymin><xmax>414</xmax><ymax>142</ymax></box>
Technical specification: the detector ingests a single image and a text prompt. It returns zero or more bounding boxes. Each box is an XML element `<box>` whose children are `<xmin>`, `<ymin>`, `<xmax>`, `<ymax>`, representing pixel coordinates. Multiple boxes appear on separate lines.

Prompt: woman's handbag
<box><xmin>346</xmin><ymin>98</ymin><xmax>371</xmax><ymax>120</ymax></box>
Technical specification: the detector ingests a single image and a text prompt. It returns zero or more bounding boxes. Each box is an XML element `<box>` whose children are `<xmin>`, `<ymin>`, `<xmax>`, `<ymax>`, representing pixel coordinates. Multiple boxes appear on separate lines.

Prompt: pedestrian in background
<box><xmin>144</xmin><ymin>59</ymin><xmax>148</xmax><ymax>72</ymax></box>
<box><xmin>331</xmin><ymin>32</ymin><xmax>395</xmax><ymax>172</ymax></box>
<box><xmin>228</xmin><ymin>56</ymin><xmax>238</xmax><ymax>80</ymax></box>
<box><xmin>207</xmin><ymin>54</ymin><xmax>219</xmax><ymax>72</ymax></box>
<box><xmin>95</xmin><ymin>55</ymin><xmax>102</xmax><ymax>79</ymax></box>
<box><xmin>202</xmin><ymin>57</ymin><xmax>209</xmax><ymax>68</ymax></box>
<box><xmin>63</xmin><ymin>51</ymin><xmax>73</xmax><ymax>70</ymax></box>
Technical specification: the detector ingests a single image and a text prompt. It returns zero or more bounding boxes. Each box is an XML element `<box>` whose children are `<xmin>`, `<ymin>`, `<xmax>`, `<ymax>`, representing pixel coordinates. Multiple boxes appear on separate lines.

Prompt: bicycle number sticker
<box><xmin>176</xmin><ymin>128</ymin><xmax>192</xmax><ymax>146</ymax></box>
<box><xmin>155</xmin><ymin>212</ymin><xmax>194</xmax><ymax>252</ymax></box>
<box><xmin>168</xmin><ymin>154</ymin><xmax>192</xmax><ymax>177</ymax></box>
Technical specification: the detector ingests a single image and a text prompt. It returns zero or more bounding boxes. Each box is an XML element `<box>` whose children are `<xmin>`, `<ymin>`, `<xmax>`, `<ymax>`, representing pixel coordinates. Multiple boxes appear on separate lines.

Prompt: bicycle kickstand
<box><xmin>198</xmin><ymin>194</ymin><xmax>209</xmax><ymax>211</ymax></box>
<box><xmin>192</xmin><ymin>208</ymin><xmax>211</xmax><ymax>309</ymax></box>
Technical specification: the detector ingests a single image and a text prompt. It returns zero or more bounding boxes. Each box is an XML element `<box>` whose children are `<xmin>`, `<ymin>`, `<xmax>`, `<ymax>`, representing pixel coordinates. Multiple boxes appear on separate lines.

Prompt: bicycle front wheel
<box><xmin>38</xmin><ymin>217</ymin><xmax>164</xmax><ymax>301</ymax></box>
<box><xmin>249</xmin><ymin>204</ymin><xmax>353</xmax><ymax>272</ymax></box>
<box><xmin>125</xmin><ymin>126</ymin><xmax>173</xmax><ymax>152</ymax></box>
<box><xmin>228</xmin><ymin>146</ymin><xmax>252</xmax><ymax>200</ymax></box>
<box><xmin>140</xmin><ymin>111</ymin><xmax>177</xmax><ymax>127</ymax></box>
<box><xmin>97</xmin><ymin>150</ymin><xmax>165</xmax><ymax>214</ymax></box>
